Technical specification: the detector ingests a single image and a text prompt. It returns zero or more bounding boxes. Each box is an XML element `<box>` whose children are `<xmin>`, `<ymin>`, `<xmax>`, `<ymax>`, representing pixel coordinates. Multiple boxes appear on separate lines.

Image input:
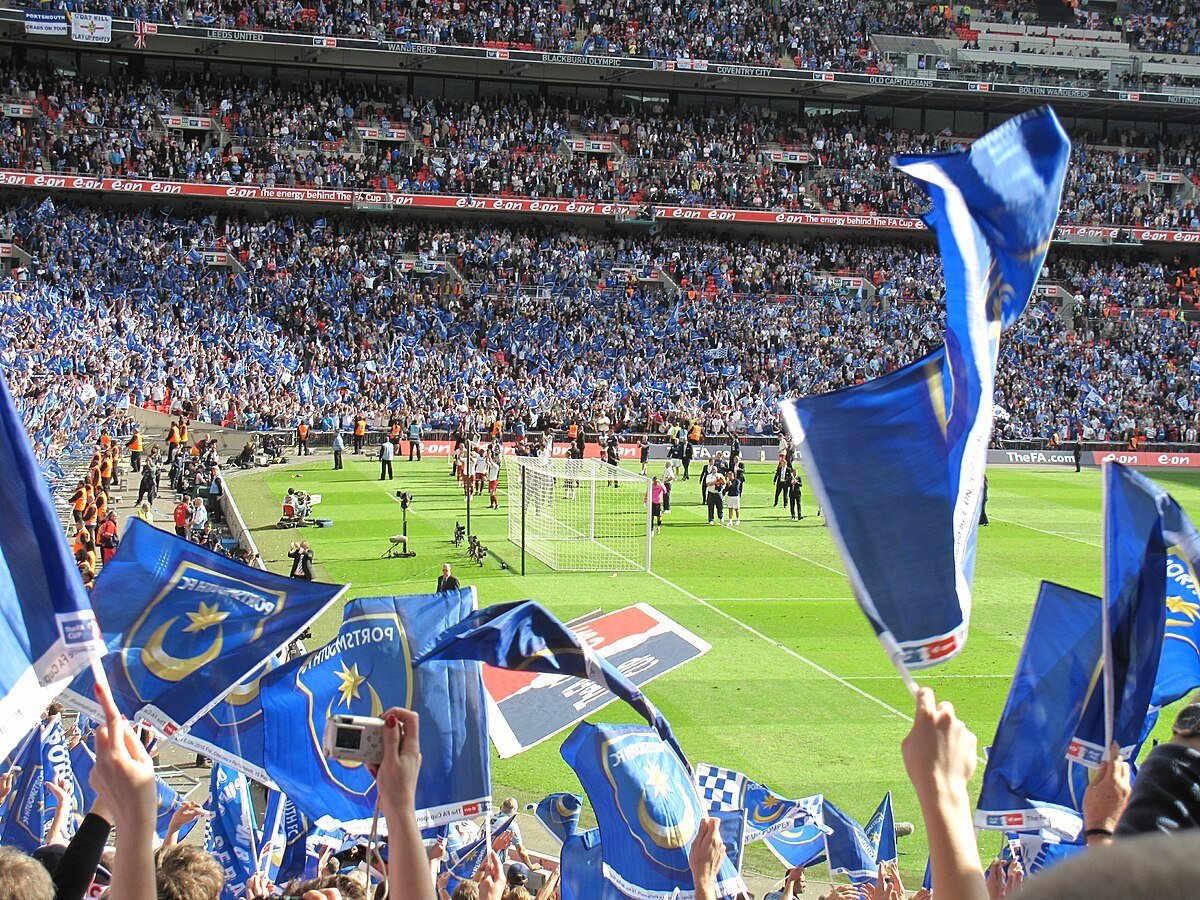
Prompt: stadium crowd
<box><xmin>2</xmin><ymin>199</ymin><xmax>1198</xmax><ymax>467</ymax></box>
<box><xmin>4</xmin><ymin>64</ymin><xmax>1200</xmax><ymax>226</ymax></box>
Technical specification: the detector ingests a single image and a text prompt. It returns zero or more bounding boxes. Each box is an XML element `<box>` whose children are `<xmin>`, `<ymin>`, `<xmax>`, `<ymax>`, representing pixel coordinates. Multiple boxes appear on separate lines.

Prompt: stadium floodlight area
<box><xmin>507</xmin><ymin>457</ymin><xmax>652</xmax><ymax>573</ymax></box>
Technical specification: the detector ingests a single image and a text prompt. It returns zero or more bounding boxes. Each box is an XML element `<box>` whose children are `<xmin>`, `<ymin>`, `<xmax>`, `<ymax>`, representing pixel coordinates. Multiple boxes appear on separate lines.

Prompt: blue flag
<box><xmin>560</xmin><ymin>828</ymin><xmax>625</xmax><ymax>900</ymax></box>
<box><xmin>763</xmin><ymin>810</ymin><xmax>828</xmax><ymax>871</ymax></box>
<box><xmin>0</xmin><ymin>369</ymin><xmax>104</xmax><ymax>758</ymax></box>
<box><xmin>865</xmin><ymin>792</ymin><xmax>896</xmax><ymax>866</ymax></box>
<box><xmin>274</xmin><ymin>796</ymin><xmax>314</xmax><ymax>884</ymax></box>
<box><xmin>975</xmin><ymin>581</ymin><xmax>1102</xmax><ymax>838</ymax></box>
<box><xmin>1152</xmin><ymin>550</ymin><xmax>1200</xmax><ymax>708</ymax></box>
<box><xmin>779</xmin><ymin>107</ymin><xmax>1069</xmax><ymax>670</ymax></box>
<box><xmin>0</xmin><ymin>720</ymin><xmax>55</xmax><ymax>851</ymax></box>
<box><xmin>922</xmin><ymin>857</ymin><xmax>932</xmax><ymax>891</ymax></box>
<box><xmin>824</xmin><ymin>801</ymin><xmax>880</xmax><ymax>884</ymax></box>
<box><xmin>204</xmin><ymin>764</ymin><xmax>259</xmax><ymax>900</ymax></box>
<box><xmin>415</xmin><ymin>600</ymin><xmax>687</xmax><ymax>769</ymax></box>
<box><xmin>64</xmin><ymin>519</ymin><xmax>344</xmax><ymax>736</ymax></box>
<box><xmin>174</xmin><ymin>655</ymin><xmax>282</xmax><ymax>785</ymax></box>
<box><xmin>1073</xmin><ymin>463</ymin><xmax>1200</xmax><ymax>765</ymax></box>
<box><xmin>1003</xmin><ymin>830</ymin><xmax>1085</xmax><ymax>875</ymax></box>
<box><xmin>560</xmin><ymin>722</ymin><xmax>747</xmax><ymax>898</ymax></box>
<box><xmin>442</xmin><ymin>814</ymin><xmax>515</xmax><ymax>891</ymax></box>
<box><xmin>695</xmin><ymin>763</ymin><xmax>823</xmax><ymax>841</ymax></box>
<box><xmin>262</xmin><ymin>591</ymin><xmax>490</xmax><ymax>833</ymax></box>
<box><xmin>528</xmin><ymin>792</ymin><xmax>584</xmax><ymax>846</ymax></box>
<box><xmin>715</xmin><ymin>808</ymin><xmax>748</xmax><ymax>875</ymax></box>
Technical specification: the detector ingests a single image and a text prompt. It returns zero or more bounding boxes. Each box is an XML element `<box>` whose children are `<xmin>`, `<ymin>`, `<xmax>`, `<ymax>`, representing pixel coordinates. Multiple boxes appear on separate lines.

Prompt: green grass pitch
<box><xmin>227</xmin><ymin>456</ymin><xmax>1200</xmax><ymax>885</ymax></box>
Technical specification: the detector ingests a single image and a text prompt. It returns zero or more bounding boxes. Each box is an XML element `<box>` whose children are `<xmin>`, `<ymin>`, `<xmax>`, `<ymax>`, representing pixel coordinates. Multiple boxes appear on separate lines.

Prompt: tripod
<box><xmin>381</xmin><ymin>505</ymin><xmax>416</xmax><ymax>558</ymax></box>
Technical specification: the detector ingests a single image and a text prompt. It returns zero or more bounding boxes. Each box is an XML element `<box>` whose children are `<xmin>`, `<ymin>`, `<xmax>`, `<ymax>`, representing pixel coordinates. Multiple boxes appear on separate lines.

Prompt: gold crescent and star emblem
<box><xmin>635</xmin><ymin>761</ymin><xmax>697</xmax><ymax>850</ymax></box>
<box><xmin>554</xmin><ymin>796</ymin><xmax>577</xmax><ymax>819</ymax></box>
<box><xmin>124</xmin><ymin>562</ymin><xmax>287</xmax><ymax>703</ymax></box>
<box><xmin>329</xmin><ymin>662</ymin><xmax>384</xmax><ymax>770</ymax></box>
<box><xmin>1167</xmin><ymin>594</ymin><xmax>1200</xmax><ymax>628</ymax></box>
<box><xmin>140</xmin><ymin>601</ymin><xmax>228</xmax><ymax>682</ymax></box>
<box><xmin>751</xmin><ymin>795</ymin><xmax>784</xmax><ymax>825</ymax></box>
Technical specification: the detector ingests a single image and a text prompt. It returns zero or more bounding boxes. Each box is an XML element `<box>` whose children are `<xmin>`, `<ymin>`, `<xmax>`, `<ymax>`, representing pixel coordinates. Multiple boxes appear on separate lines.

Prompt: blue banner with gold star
<box><xmin>63</xmin><ymin>519</ymin><xmax>346</xmax><ymax>736</ymax></box>
<box><xmin>561</xmin><ymin>722</ymin><xmax>747</xmax><ymax>900</ymax></box>
<box><xmin>1151</xmin><ymin>549</ymin><xmax>1200</xmax><ymax>709</ymax></box>
<box><xmin>261</xmin><ymin>591</ymin><xmax>490</xmax><ymax>833</ymax></box>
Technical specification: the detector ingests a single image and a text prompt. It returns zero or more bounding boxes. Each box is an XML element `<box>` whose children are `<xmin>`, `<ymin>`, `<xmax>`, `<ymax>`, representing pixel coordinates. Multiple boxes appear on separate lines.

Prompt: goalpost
<box><xmin>506</xmin><ymin>457</ymin><xmax>652</xmax><ymax>573</ymax></box>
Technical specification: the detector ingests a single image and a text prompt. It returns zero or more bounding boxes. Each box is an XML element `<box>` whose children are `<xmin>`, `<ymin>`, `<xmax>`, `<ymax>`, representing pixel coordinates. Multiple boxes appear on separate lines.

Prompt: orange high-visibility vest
<box><xmin>128</xmin><ymin>433</ymin><xmax>143</xmax><ymax>452</ymax></box>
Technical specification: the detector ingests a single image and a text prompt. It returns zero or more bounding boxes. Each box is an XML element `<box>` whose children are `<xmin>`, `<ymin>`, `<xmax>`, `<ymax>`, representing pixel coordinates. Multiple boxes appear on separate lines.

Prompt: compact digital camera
<box><xmin>322</xmin><ymin>714</ymin><xmax>387</xmax><ymax>765</ymax></box>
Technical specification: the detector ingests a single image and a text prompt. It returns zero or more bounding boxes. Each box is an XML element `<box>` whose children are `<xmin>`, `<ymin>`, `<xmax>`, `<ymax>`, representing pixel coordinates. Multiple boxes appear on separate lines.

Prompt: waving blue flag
<box><xmin>824</xmin><ymin>801</ymin><xmax>880</xmax><ymax>884</ymax></box>
<box><xmin>561</xmin><ymin>722</ymin><xmax>747</xmax><ymax>899</ymax></box>
<box><xmin>695</xmin><ymin>763</ymin><xmax>823</xmax><ymax>841</ymax></box>
<box><xmin>779</xmin><ymin>107</ymin><xmax>1069</xmax><ymax>671</ymax></box>
<box><xmin>1072</xmin><ymin>463</ymin><xmax>1200</xmax><ymax>765</ymax></box>
<box><xmin>763</xmin><ymin>810</ymin><xmax>828</xmax><ymax>870</ymax></box>
<box><xmin>865</xmin><ymin>792</ymin><xmax>897</xmax><ymax>866</ymax></box>
<box><xmin>975</xmin><ymin>581</ymin><xmax>1102</xmax><ymax>838</ymax></box>
<box><xmin>262</xmin><ymin>591</ymin><xmax>490</xmax><ymax>833</ymax></box>
<box><xmin>174</xmin><ymin>655</ymin><xmax>282</xmax><ymax>785</ymax></box>
<box><xmin>0</xmin><ymin>369</ymin><xmax>104</xmax><ymax>758</ymax></box>
<box><xmin>560</xmin><ymin>828</ymin><xmax>625</xmax><ymax>900</ymax></box>
<box><xmin>1152</xmin><ymin>550</ymin><xmax>1200</xmax><ymax>708</ymax></box>
<box><xmin>415</xmin><ymin>600</ymin><xmax>687</xmax><ymax>770</ymax></box>
<box><xmin>64</xmin><ymin>519</ymin><xmax>345</xmax><ymax>736</ymax></box>
<box><xmin>204</xmin><ymin>764</ymin><xmax>259</xmax><ymax>900</ymax></box>
<box><xmin>0</xmin><ymin>720</ymin><xmax>54</xmax><ymax>854</ymax></box>
<box><xmin>274</xmin><ymin>796</ymin><xmax>313</xmax><ymax>884</ymax></box>
<box><xmin>528</xmin><ymin>792</ymin><xmax>584</xmax><ymax>846</ymax></box>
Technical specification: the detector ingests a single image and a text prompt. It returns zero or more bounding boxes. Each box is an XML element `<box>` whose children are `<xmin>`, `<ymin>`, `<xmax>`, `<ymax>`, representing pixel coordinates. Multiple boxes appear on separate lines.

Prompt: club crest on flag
<box><xmin>602</xmin><ymin>730</ymin><xmax>700</xmax><ymax>870</ymax></box>
<box><xmin>123</xmin><ymin>562</ymin><xmax>286</xmax><ymax>693</ymax></box>
<box><xmin>297</xmin><ymin>608</ymin><xmax>412</xmax><ymax>794</ymax></box>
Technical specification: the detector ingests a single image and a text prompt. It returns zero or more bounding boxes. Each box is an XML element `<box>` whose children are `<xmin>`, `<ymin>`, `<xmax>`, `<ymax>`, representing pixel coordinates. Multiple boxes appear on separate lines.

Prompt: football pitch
<box><xmin>227</xmin><ymin>456</ymin><xmax>1200</xmax><ymax>885</ymax></box>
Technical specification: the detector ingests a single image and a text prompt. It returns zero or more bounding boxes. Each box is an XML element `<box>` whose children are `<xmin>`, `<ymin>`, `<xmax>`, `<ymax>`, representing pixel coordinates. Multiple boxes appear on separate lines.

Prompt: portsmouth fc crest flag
<box><xmin>262</xmin><ymin>591</ymin><xmax>490</xmax><ymax>833</ymax></box>
<box><xmin>65</xmin><ymin>520</ymin><xmax>344</xmax><ymax>736</ymax></box>
<box><xmin>1072</xmin><ymin>463</ymin><xmax>1200</xmax><ymax>765</ymax></box>
<box><xmin>975</xmin><ymin>581</ymin><xmax>1102</xmax><ymax>839</ymax></box>
<box><xmin>780</xmin><ymin>107</ymin><xmax>1069</xmax><ymax>670</ymax></box>
<box><xmin>695</xmin><ymin>763</ymin><xmax>823</xmax><ymax>842</ymax></box>
<box><xmin>529</xmin><ymin>792</ymin><xmax>585</xmax><ymax>846</ymax></box>
<box><xmin>561</xmin><ymin>722</ymin><xmax>747</xmax><ymax>899</ymax></box>
<box><xmin>176</xmin><ymin>655</ymin><xmax>282</xmax><ymax>785</ymax></box>
<box><xmin>1152</xmin><ymin>549</ymin><xmax>1200</xmax><ymax>709</ymax></box>
<box><xmin>0</xmin><ymin>368</ymin><xmax>104</xmax><ymax>758</ymax></box>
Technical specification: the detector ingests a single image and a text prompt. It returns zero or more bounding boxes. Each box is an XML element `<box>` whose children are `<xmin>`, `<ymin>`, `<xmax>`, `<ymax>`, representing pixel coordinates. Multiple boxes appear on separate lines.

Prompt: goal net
<box><xmin>506</xmin><ymin>457</ymin><xmax>652</xmax><ymax>572</ymax></box>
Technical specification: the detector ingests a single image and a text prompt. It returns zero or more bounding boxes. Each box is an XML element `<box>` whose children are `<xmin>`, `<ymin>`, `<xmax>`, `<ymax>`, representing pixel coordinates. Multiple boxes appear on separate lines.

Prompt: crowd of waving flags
<box><xmin>3</xmin><ymin>103</ymin><xmax>1200</xmax><ymax>896</ymax></box>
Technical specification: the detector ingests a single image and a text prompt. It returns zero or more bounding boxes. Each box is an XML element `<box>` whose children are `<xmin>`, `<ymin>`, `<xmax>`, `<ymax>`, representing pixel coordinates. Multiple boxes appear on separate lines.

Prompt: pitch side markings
<box><xmin>987</xmin><ymin>515</ymin><xmax>1101</xmax><ymax>548</ymax></box>
<box><xmin>728</xmin><ymin>525</ymin><xmax>846</xmax><ymax>575</ymax></box>
<box><xmin>845</xmin><ymin>674</ymin><xmax>1010</xmax><ymax>679</ymax></box>
<box><xmin>647</xmin><ymin>570</ymin><xmax>913</xmax><ymax>722</ymax></box>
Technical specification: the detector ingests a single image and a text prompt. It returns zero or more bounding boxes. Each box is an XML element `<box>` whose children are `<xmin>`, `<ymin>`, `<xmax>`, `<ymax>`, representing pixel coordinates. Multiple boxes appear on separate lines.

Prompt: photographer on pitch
<box><xmin>288</xmin><ymin>541</ymin><xmax>314</xmax><ymax>580</ymax></box>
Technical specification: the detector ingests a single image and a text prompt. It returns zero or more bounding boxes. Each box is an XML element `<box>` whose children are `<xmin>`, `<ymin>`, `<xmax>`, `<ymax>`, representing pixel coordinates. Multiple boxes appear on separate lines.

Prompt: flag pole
<box><xmin>1100</xmin><ymin>462</ymin><xmax>1115</xmax><ymax>760</ymax></box>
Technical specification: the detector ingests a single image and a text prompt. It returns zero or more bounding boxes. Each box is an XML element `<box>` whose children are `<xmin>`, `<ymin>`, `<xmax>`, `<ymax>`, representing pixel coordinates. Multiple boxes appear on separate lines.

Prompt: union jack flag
<box><xmin>133</xmin><ymin>18</ymin><xmax>148</xmax><ymax>49</ymax></box>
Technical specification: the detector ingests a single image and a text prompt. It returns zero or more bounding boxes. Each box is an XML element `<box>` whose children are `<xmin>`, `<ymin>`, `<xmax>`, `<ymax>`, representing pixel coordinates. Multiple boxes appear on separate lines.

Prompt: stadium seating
<box><xmin>3</xmin><ymin>65</ymin><xmax>1199</xmax><ymax>228</ymax></box>
<box><xmin>3</xmin><ymin>200</ymin><xmax>1197</xmax><ymax>463</ymax></box>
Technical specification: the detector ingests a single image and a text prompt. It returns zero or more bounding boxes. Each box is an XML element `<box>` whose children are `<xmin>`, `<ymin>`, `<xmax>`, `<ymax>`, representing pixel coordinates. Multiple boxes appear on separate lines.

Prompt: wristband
<box><xmin>1084</xmin><ymin>827</ymin><xmax>1113</xmax><ymax>838</ymax></box>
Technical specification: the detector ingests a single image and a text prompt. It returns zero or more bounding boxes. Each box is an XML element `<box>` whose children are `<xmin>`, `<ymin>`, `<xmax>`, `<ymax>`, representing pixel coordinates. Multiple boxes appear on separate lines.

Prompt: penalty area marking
<box><xmin>647</xmin><ymin>570</ymin><xmax>913</xmax><ymax>722</ymax></box>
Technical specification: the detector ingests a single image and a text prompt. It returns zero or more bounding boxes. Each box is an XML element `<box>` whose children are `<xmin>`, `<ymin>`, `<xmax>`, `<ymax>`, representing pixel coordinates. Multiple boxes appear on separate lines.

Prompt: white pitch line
<box><xmin>647</xmin><ymin>570</ymin><xmax>913</xmax><ymax>722</ymax></box>
<box><xmin>988</xmin><ymin>515</ymin><xmax>1101</xmax><ymax>548</ymax></box>
<box><xmin>846</xmin><ymin>674</ymin><xmax>1011</xmax><ymax>680</ymax></box>
<box><xmin>714</xmin><ymin>519</ymin><xmax>846</xmax><ymax>576</ymax></box>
